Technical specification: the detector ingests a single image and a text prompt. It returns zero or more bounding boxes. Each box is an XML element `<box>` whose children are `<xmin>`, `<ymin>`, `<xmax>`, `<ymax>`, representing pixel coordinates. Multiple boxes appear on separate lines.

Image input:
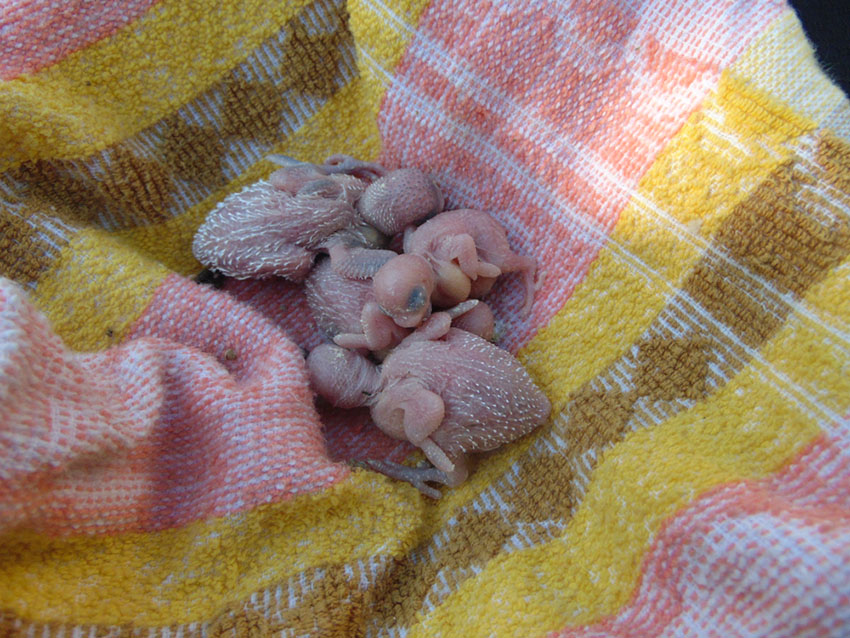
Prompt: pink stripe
<box><xmin>0</xmin><ymin>275</ymin><xmax>348</xmax><ymax>535</ymax></box>
<box><xmin>376</xmin><ymin>0</ymin><xmax>785</xmax><ymax>351</ymax></box>
<box><xmin>551</xmin><ymin>432</ymin><xmax>850</xmax><ymax>638</ymax></box>
<box><xmin>1</xmin><ymin>0</ymin><xmax>161</xmax><ymax>80</ymax></box>
<box><xmin>217</xmin><ymin>277</ymin><xmax>415</xmax><ymax>465</ymax></box>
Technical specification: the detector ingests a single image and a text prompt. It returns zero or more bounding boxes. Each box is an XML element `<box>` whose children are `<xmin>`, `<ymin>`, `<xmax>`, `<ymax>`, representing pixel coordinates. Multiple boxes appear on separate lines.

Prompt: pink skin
<box><xmin>268</xmin><ymin>153</ymin><xmax>388</xmax><ymax>185</ymax></box>
<box><xmin>356</xmin><ymin>168</ymin><xmax>444</xmax><ymax>236</ymax></box>
<box><xmin>269</xmin><ymin>155</ymin><xmax>443</xmax><ymax>232</ymax></box>
<box><xmin>192</xmin><ymin>181</ymin><xmax>371</xmax><ymax>282</ymax></box>
<box><xmin>305</xmin><ymin>259</ymin><xmax>409</xmax><ymax>356</ymax></box>
<box><xmin>322</xmin><ymin>154</ymin><xmax>388</xmax><ymax>182</ymax></box>
<box><xmin>449</xmin><ymin>300</ymin><xmax>495</xmax><ymax>341</ymax></box>
<box><xmin>372</xmin><ymin>254</ymin><xmax>436</xmax><ymax>328</ymax></box>
<box><xmin>306</xmin><ymin>318</ymin><xmax>550</xmax><ymax>498</ymax></box>
<box><xmin>277</xmin><ymin>172</ymin><xmax>369</xmax><ymax>208</ymax></box>
<box><xmin>193</xmin><ymin>156</ymin><xmax>444</xmax><ymax>282</ymax></box>
<box><xmin>370</xmin><ymin>210</ymin><xmax>538</xmax><ymax>326</ymax></box>
<box><xmin>404</xmin><ymin>209</ymin><xmax>539</xmax><ymax>313</ymax></box>
<box><xmin>267</xmin><ymin>163</ymin><xmax>329</xmax><ymax>194</ymax></box>
<box><xmin>306</xmin><ymin>259</ymin><xmax>494</xmax><ymax>356</ymax></box>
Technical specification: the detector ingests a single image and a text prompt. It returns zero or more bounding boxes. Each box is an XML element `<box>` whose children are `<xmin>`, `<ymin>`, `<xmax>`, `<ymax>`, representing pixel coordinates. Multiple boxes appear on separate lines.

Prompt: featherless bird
<box><xmin>192</xmin><ymin>154</ymin><xmax>444</xmax><ymax>282</ymax></box>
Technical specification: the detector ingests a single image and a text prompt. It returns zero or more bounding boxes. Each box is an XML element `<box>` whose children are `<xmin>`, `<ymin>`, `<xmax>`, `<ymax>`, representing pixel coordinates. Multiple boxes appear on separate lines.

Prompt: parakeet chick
<box><xmin>306</xmin><ymin>314</ymin><xmax>550</xmax><ymax>497</ymax></box>
<box><xmin>372</xmin><ymin>209</ymin><xmax>539</xmax><ymax>327</ymax></box>
<box><xmin>305</xmin><ymin>258</ymin><xmax>495</xmax><ymax>356</ymax></box>
<box><xmin>192</xmin><ymin>155</ymin><xmax>443</xmax><ymax>282</ymax></box>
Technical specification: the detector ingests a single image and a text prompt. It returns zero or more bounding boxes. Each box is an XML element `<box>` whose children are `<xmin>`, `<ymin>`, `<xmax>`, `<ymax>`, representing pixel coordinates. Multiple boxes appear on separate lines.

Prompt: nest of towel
<box><xmin>1</xmin><ymin>1</ymin><xmax>849</xmax><ymax>636</ymax></box>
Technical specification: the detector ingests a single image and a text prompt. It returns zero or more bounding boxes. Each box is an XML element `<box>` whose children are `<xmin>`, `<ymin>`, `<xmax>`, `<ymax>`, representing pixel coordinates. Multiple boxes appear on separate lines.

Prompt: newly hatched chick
<box><xmin>305</xmin><ymin>258</ymin><xmax>495</xmax><ymax>356</ymax></box>
<box><xmin>307</xmin><ymin>314</ymin><xmax>550</xmax><ymax>497</ymax></box>
<box><xmin>373</xmin><ymin>209</ymin><xmax>539</xmax><ymax>326</ymax></box>
<box><xmin>192</xmin><ymin>156</ymin><xmax>443</xmax><ymax>282</ymax></box>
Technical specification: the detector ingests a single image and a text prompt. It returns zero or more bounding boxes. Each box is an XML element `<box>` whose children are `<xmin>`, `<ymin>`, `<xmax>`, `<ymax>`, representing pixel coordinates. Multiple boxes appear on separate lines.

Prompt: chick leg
<box><xmin>360</xmin><ymin>454</ymin><xmax>469</xmax><ymax>499</ymax></box>
<box><xmin>360</xmin><ymin>459</ymin><xmax>449</xmax><ymax>499</ymax></box>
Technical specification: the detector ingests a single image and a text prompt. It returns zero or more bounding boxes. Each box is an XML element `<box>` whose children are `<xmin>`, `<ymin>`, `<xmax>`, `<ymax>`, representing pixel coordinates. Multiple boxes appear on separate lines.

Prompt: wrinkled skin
<box><xmin>305</xmin><ymin>259</ymin><xmax>495</xmax><ymax>356</ymax></box>
<box><xmin>306</xmin><ymin>316</ymin><xmax>550</xmax><ymax>497</ymax></box>
<box><xmin>192</xmin><ymin>155</ymin><xmax>443</xmax><ymax>282</ymax></box>
<box><xmin>373</xmin><ymin>209</ymin><xmax>539</xmax><ymax>325</ymax></box>
<box><xmin>268</xmin><ymin>153</ymin><xmax>388</xmax><ymax>189</ymax></box>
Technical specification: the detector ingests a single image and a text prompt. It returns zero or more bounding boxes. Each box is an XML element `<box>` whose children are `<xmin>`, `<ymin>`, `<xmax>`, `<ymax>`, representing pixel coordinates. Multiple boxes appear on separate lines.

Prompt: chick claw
<box><xmin>360</xmin><ymin>458</ymin><xmax>448</xmax><ymax>499</ymax></box>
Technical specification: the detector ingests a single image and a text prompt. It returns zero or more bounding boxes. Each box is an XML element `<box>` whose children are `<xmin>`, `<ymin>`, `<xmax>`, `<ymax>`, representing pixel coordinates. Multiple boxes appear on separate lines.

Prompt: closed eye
<box><xmin>407</xmin><ymin>286</ymin><xmax>427</xmax><ymax>310</ymax></box>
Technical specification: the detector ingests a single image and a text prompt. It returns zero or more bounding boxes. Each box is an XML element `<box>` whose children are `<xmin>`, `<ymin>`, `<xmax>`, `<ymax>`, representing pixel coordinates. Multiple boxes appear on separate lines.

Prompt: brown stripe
<box><xmin>220</xmin><ymin>79</ymin><xmax>290</xmax><ymax>147</ymax></box>
<box><xmin>684</xmin><ymin>144</ymin><xmax>850</xmax><ymax>346</ymax></box>
<box><xmin>161</xmin><ymin>115</ymin><xmax>228</xmax><ymax>188</ymax></box>
<box><xmin>0</xmin><ymin>0</ymin><xmax>356</xmax><ymax>284</ymax></box>
<box><xmin>209</xmin><ymin>607</ymin><xmax>268</xmax><ymax>638</ymax></box>
<box><xmin>634</xmin><ymin>336</ymin><xmax>710</xmax><ymax>401</ymax></box>
<box><xmin>2</xmin><ymin>135</ymin><xmax>848</xmax><ymax>636</ymax></box>
<box><xmin>817</xmin><ymin>132</ymin><xmax>850</xmax><ymax>193</ymax></box>
<box><xmin>0</xmin><ymin>562</ymin><xmax>377</xmax><ymax>638</ymax></box>
<box><xmin>355</xmin><ymin>130</ymin><xmax>850</xmax><ymax>631</ymax></box>
<box><xmin>11</xmin><ymin>147</ymin><xmax>172</xmax><ymax>228</ymax></box>
<box><xmin>282</xmin><ymin>20</ymin><xmax>350</xmax><ymax>98</ymax></box>
<box><xmin>505</xmin><ymin>449</ymin><xmax>577</xmax><ymax>538</ymax></box>
<box><xmin>0</xmin><ymin>202</ymin><xmax>58</xmax><ymax>283</ymax></box>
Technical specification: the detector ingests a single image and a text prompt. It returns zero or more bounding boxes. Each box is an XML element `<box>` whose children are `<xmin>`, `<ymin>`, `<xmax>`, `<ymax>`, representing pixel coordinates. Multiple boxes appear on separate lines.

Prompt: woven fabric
<box><xmin>1</xmin><ymin>0</ymin><xmax>849</xmax><ymax>635</ymax></box>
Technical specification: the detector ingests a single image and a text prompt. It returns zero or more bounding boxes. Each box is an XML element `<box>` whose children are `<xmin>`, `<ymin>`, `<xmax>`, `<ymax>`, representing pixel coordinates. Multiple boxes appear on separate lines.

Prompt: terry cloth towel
<box><xmin>2</xmin><ymin>0</ymin><xmax>850</xmax><ymax>635</ymax></box>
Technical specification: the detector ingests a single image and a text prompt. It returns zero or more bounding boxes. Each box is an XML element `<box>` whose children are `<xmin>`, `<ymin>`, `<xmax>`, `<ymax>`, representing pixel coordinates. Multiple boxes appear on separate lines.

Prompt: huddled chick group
<box><xmin>193</xmin><ymin>154</ymin><xmax>550</xmax><ymax>497</ymax></box>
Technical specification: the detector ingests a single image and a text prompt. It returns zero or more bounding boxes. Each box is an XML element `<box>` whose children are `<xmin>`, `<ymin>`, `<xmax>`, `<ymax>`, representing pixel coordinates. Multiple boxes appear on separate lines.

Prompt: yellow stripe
<box><xmin>7</xmin><ymin>71</ymin><xmax>432</xmax><ymax>623</ymax></box>
<box><xmin>110</xmin><ymin>0</ymin><xmax>434</xmax><ymax>307</ymax></box>
<box><xmin>346</xmin><ymin>0</ymin><xmax>434</xmax><ymax>155</ymax></box>
<box><xmin>760</xmin><ymin>263</ymin><xmax>850</xmax><ymax>418</ymax></box>
<box><xmin>8</xmin><ymin>4</ymin><xmax>844</xmax><ymax>632</ymax></box>
<box><xmin>112</xmin><ymin>78</ymin><xmax>385</xmax><ymax>274</ymax></box>
<box><xmin>520</xmin><ymin>71</ymin><xmax>814</xmax><ymax>412</ymax></box>
<box><xmin>31</xmin><ymin>229</ymin><xmax>169</xmax><ymax>351</ymax></box>
<box><xmin>404</xmin><ymin>17</ymin><xmax>848</xmax><ymax>633</ymax></box>
<box><xmin>111</xmin><ymin>0</ymin><xmax>434</xmax><ymax>273</ymax></box>
<box><xmin>0</xmin><ymin>0</ymin><xmax>311</xmax><ymax>169</ymax></box>
<box><xmin>730</xmin><ymin>11</ymin><xmax>848</xmax><ymax>125</ymax></box>
<box><xmin>0</xmin><ymin>470</ymin><xmax>423</xmax><ymax>625</ymax></box>
<box><xmin>348</xmin><ymin>0</ymin><xmax>423</xmax><ymax>71</ymax></box>
<box><xmin>406</xmin><ymin>260</ymin><xmax>849</xmax><ymax>638</ymax></box>
<box><xmin>277</xmin><ymin>43</ymin><xmax>829</xmax><ymax>579</ymax></box>
<box><xmin>354</xmin><ymin>67</ymin><xmax>821</xmax><ymax>533</ymax></box>
<box><xmin>41</xmin><ymin>76</ymin><xmax>398</xmax><ymax>344</ymax></box>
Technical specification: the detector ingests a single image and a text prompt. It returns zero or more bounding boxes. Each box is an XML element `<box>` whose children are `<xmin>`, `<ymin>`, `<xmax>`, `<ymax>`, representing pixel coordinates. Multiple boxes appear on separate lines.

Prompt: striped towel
<box><xmin>2</xmin><ymin>0</ymin><xmax>849</xmax><ymax>635</ymax></box>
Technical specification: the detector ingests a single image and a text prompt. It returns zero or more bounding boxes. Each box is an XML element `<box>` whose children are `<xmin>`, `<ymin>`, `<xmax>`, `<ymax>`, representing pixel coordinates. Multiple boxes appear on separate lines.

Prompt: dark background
<box><xmin>788</xmin><ymin>0</ymin><xmax>850</xmax><ymax>97</ymax></box>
